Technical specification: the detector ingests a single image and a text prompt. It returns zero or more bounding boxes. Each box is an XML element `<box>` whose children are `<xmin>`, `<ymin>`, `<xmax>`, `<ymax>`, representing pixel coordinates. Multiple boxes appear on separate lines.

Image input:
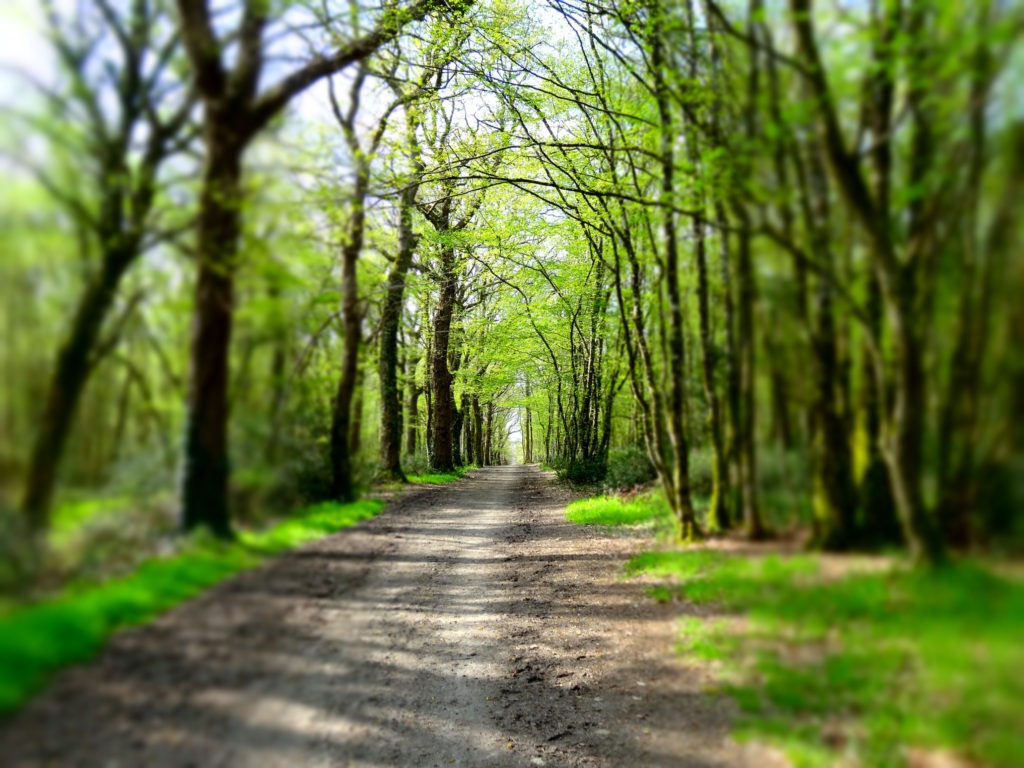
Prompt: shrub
<box><xmin>758</xmin><ymin>446</ymin><xmax>812</xmax><ymax>529</ymax></box>
<box><xmin>687</xmin><ymin>446</ymin><xmax>715</xmax><ymax>497</ymax></box>
<box><xmin>604</xmin><ymin>445</ymin><xmax>656</xmax><ymax>489</ymax></box>
<box><xmin>566</xmin><ymin>456</ymin><xmax>608</xmax><ymax>484</ymax></box>
<box><xmin>401</xmin><ymin>452</ymin><xmax>432</xmax><ymax>477</ymax></box>
<box><xmin>277</xmin><ymin>439</ymin><xmax>334</xmax><ymax>504</ymax></box>
<box><xmin>546</xmin><ymin>454</ymin><xmax>608</xmax><ymax>485</ymax></box>
<box><xmin>0</xmin><ymin>499</ymin><xmax>35</xmax><ymax>595</ymax></box>
<box><xmin>976</xmin><ymin>457</ymin><xmax>1024</xmax><ymax>554</ymax></box>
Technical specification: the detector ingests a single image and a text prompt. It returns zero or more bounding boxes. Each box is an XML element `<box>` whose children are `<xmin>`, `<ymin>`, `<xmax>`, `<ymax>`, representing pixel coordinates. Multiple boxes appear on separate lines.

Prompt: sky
<box><xmin>0</xmin><ymin>0</ymin><xmax>339</xmax><ymax>185</ymax></box>
<box><xmin>0</xmin><ymin>2</ymin><xmax>51</xmax><ymax>101</ymax></box>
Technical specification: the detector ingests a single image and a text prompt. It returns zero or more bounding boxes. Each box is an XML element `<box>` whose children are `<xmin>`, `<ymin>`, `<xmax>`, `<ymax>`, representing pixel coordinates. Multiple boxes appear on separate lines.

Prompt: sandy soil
<box><xmin>0</xmin><ymin>465</ymin><xmax>776</xmax><ymax>767</ymax></box>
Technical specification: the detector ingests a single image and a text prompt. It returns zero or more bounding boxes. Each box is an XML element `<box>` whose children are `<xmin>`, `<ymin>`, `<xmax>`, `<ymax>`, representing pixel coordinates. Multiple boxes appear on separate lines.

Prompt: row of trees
<box><xmin>4</xmin><ymin>0</ymin><xmax>485</xmax><ymax>547</ymax></box>
<box><xmin>457</xmin><ymin>0</ymin><xmax>1023</xmax><ymax>564</ymax></box>
<box><xmin>1</xmin><ymin>0</ymin><xmax>1021</xmax><ymax>578</ymax></box>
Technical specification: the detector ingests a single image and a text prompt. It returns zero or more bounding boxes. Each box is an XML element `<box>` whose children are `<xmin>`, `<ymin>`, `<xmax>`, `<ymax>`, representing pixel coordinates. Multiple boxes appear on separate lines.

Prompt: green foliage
<box><xmin>0</xmin><ymin>499</ymin><xmax>34</xmax><ymax>594</ymax></box>
<box><xmin>687</xmin><ymin>446</ymin><xmax>715</xmax><ymax>497</ymax></box>
<box><xmin>975</xmin><ymin>458</ymin><xmax>1024</xmax><ymax>554</ymax></box>
<box><xmin>757</xmin><ymin>447</ymin><xmax>814</xmax><ymax>530</ymax></box>
<box><xmin>563</xmin><ymin>456</ymin><xmax>609</xmax><ymax>485</ymax></box>
<box><xmin>0</xmin><ymin>499</ymin><xmax>383</xmax><ymax>713</ymax></box>
<box><xmin>274</xmin><ymin>442</ymin><xmax>337</xmax><ymax>506</ymax></box>
<box><xmin>604</xmin><ymin>446</ymin><xmax>655</xmax><ymax>489</ymax></box>
<box><xmin>626</xmin><ymin>551</ymin><xmax>1024</xmax><ymax>767</ymax></box>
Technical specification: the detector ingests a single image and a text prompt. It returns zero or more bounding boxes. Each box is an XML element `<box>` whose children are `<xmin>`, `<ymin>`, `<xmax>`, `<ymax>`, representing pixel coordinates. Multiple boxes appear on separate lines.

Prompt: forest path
<box><xmin>0</xmin><ymin>465</ymin><xmax>765</xmax><ymax>767</ymax></box>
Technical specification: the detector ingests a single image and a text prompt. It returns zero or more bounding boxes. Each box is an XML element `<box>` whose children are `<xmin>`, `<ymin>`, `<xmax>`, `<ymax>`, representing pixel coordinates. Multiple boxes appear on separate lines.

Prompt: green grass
<box><xmin>407</xmin><ymin>465</ymin><xmax>474</xmax><ymax>485</ymax></box>
<box><xmin>625</xmin><ymin>550</ymin><xmax>1024</xmax><ymax>767</ymax></box>
<box><xmin>49</xmin><ymin>496</ymin><xmax>137</xmax><ymax>551</ymax></box>
<box><xmin>565</xmin><ymin>491</ymin><xmax>673</xmax><ymax>527</ymax></box>
<box><xmin>51</xmin><ymin>496</ymin><xmax>131</xmax><ymax>534</ymax></box>
<box><xmin>0</xmin><ymin>498</ymin><xmax>383</xmax><ymax>714</ymax></box>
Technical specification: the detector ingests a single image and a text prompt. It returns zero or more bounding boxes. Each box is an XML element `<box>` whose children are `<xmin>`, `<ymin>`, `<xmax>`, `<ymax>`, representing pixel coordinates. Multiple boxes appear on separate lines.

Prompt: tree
<box><xmin>19</xmin><ymin>0</ymin><xmax>195</xmax><ymax>536</ymax></box>
<box><xmin>375</xmin><ymin>29</ymin><xmax>467</xmax><ymax>481</ymax></box>
<box><xmin>786</xmin><ymin>0</ymin><xmax>1010</xmax><ymax>563</ymax></box>
<box><xmin>175</xmin><ymin>0</ymin><xmax>457</xmax><ymax>534</ymax></box>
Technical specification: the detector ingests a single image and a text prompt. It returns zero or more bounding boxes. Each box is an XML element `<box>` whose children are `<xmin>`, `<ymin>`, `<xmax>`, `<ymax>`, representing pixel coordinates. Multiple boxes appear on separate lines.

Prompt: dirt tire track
<box><xmin>0</xmin><ymin>465</ymin><xmax>765</xmax><ymax>767</ymax></box>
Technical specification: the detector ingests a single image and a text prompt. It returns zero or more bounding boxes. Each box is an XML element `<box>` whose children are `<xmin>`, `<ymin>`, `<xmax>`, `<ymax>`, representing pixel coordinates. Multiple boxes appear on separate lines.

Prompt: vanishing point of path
<box><xmin>0</xmin><ymin>466</ymin><xmax>766</xmax><ymax>767</ymax></box>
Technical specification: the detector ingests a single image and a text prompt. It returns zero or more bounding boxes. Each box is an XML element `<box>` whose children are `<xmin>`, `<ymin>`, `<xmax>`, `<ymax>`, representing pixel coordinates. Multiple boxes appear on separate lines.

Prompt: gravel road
<box><xmin>0</xmin><ymin>465</ymin><xmax>769</xmax><ymax>767</ymax></box>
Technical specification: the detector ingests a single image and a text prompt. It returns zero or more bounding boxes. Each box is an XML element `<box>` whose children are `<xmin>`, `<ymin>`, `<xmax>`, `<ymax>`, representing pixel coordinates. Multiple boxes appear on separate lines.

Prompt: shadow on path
<box><xmin>0</xmin><ymin>465</ymin><xmax>753</xmax><ymax>768</ymax></box>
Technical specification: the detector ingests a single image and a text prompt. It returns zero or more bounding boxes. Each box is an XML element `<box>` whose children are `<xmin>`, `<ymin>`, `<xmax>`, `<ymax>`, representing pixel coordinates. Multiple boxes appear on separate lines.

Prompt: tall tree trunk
<box><xmin>880</xmin><ymin>286</ymin><xmax>944</xmax><ymax>564</ymax></box>
<box><xmin>450</xmin><ymin>345</ymin><xmax>464</xmax><ymax>467</ymax></box>
<box><xmin>765</xmin><ymin>329</ymin><xmax>794</xmax><ymax>451</ymax></box>
<box><xmin>695</xmin><ymin>213</ymin><xmax>729</xmax><ymax>531</ymax></box>
<box><xmin>859</xmin><ymin>266</ymin><xmax>900</xmax><ymax>546</ymax></box>
<box><xmin>483</xmin><ymin>401</ymin><xmax>494</xmax><ymax>466</ymax></box>
<box><xmin>935</xmin><ymin>18</ymin><xmax>996</xmax><ymax>548</ymax></box>
<box><xmin>406</xmin><ymin>374</ymin><xmax>420</xmax><ymax>456</ymax></box>
<box><xmin>544</xmin><ymin>393</ymin><xmax>552</xmax><ymax>463</ymax></box>
<box><xmin>378</xmin><ymin>163</ymin><xmax>419</xmax><ymax>480</ymax></box>
<box><xmin>425</xmin><ymin>376</ymin><xmax>434</xmax><ymax>465</ymax></box>
<box><xmin>651</xmin><ymin>19</ymin><xmax>698</xmax><ymax>540</ymax></box>
<box><xmin>792</xmin><ymin>130</ymin><xmax>860</xmax><ymax>550</ymax></box>
<box><xmin>811</xmin><ymin>275</ymin><xmax>857</xmax><ymax>549</ymax></box>
<box><xmin>735</xmin><ymin>219</ymin><xmax>765</xmax><ymax>539</ymax></box>
<box><xmin>109</xmin><ymin>363</ymin><xmax>134</xmax><ymax>470</ymax></box>
<box><xmin>717</xmin><ymin>203</ymin><xmax>743</xmax><ymax>530</ymax></box>
<box><xmin>524</xmin><ymin>406</ymin><xmax>533</xmax><ymax>463</ymax></box>
<box><xmin>472</xmin><ymin>395</ymin><xmax>484</xmax><ymax>466</ymax></box>
<box><xmin>181</xmin><ymin>140</ymin><xmax>241</xmax><ymax>536</ymax></box>
<box><xmin>264</xmin><ymin>321</ymin><xmax>287</xmax><ymax>466</ymax></box>
<box><xmin>461</xmin><ymin>392</ymin><xmax>472</xmax><ymax>465</ymax></box>
<box><xmin>21</xmin><ymin>252</ymin><xmax>133</xmax><ymax>532</ymax></box>
<box><xmin>451</xmin><ymin>395</ymin><xmax>464</xmax><ymax>467</ymax></box>
<box><xmin>429</xmin><ymin>249</ymin><xmax>457</xmax><ymax>471</ymax></box>
<box><xmin>378</xmin><ymin>286</ymin><xmax>406</xmax><ymax>479</ymax></box>
<box><xmin>350</xmin><ymin>363</ymin><xmax>365</xmax><ymax>455</ymax></box>
<box><xmin>329</xmin><ymin>155</ymin><xmax>367</xmax><ymax>502</ymax></box>
<box><xmin>732</xmin><ymin>0</ymin><xmax>767</xmax><ymax>540</ymax></box>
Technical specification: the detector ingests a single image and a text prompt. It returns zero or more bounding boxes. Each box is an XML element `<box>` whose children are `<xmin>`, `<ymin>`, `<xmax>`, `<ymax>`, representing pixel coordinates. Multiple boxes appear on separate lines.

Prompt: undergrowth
<box><xmin>625</xmin><ymin>550</ymin><xmax>1024</xmax><ymax>768</ymax></box>
<box><xmin>0</xmin><ymin>499</ymin><xmax>383</xmax><ymax>714</ymax></box>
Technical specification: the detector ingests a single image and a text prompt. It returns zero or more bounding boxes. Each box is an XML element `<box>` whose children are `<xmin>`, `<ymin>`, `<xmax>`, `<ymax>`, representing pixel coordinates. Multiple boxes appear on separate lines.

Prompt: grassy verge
<box><xmin>565</xmin><ymin>492</ymin><xmax>671</xmax><ymax>526</ymax></box>
<box><xmin>0</xmin><ymin>498</ymin><xmax>383</xmax><ymax>714</ymax></box>
<box><xmin>407</xmin><ymin>465</ymin><xmax>474</xmax><ymax>485</ymax></box>
<box><xmin>624</xmin><ymin>550</ymin><xmax>1023</xmax><ymax>768</ymax></box>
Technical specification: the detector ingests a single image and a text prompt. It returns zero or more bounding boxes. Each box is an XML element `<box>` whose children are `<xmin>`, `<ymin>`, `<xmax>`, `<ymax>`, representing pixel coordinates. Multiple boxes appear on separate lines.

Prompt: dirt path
<box><xmin>0</xmin><ymin>465</ymin><xmax>763</xmax><ymax>767</ymax></box>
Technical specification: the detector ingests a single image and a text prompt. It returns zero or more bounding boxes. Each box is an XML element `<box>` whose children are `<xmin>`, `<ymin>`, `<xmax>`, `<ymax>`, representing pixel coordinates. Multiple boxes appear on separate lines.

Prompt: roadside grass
<box><xmin>0</xmin><ymin>498</ymin><xmax>383</xmax><ymax>714</ymax></box>
<box><xmin>407</xmin><ymin>465</ymin><xmax>474</xmax><ymax>485</ymax></box>
<box><xmin>565</xmin><ymin>491</ymin><xmax>674</xmax><ymax>528</ymax></box>
<box><xmin>624</xmin><ymin>550</ymin><xmax>1024</xmax><ymax>768</ymax></box>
